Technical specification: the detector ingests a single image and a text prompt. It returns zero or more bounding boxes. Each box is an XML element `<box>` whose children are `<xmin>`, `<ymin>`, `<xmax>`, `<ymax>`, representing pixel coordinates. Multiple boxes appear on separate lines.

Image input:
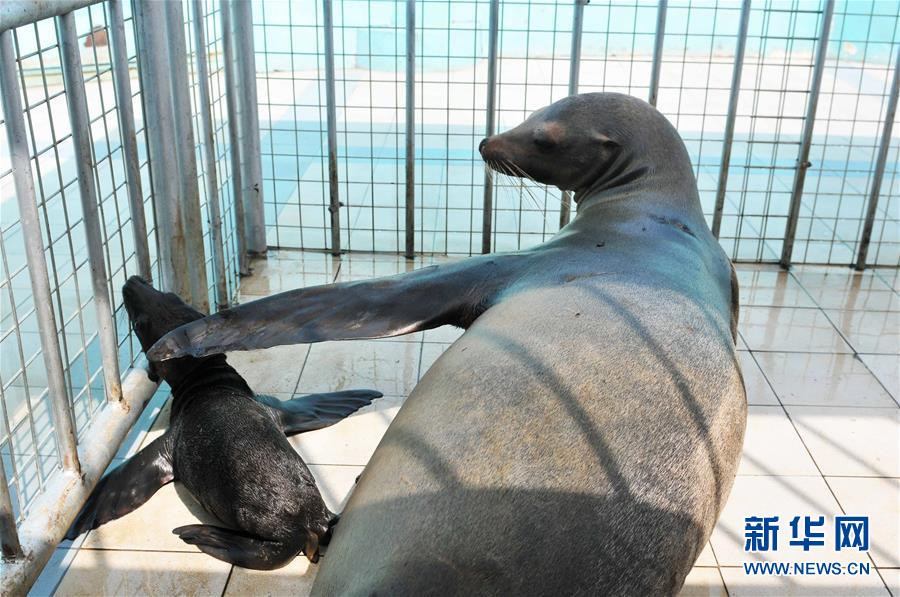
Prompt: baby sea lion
<box><xmin>65</xmin><ymin>276</ymin><xmax>382</xmax><ymax>569</ymax></box>
<box><xmin>151</xmin><ymin>93</ymin><xmax>746</xmax><ymax>594</ymax></box>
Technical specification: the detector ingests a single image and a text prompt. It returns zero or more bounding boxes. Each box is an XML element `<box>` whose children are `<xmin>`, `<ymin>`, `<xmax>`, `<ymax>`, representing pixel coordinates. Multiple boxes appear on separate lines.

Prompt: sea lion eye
<box><xmin>533</xmin><ymin>131</ymin><xmax>555</xmax><ymax>150</ymax></box>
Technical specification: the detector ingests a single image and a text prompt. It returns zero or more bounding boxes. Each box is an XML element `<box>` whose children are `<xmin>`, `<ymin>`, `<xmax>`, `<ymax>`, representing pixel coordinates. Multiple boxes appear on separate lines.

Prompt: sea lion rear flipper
<box><xmin>255</xmin><ymin>390</ymin><xmax>383</xmax><ymax>435</ymax></box>
<box><xmin>148</xmin><ymin>253</ymin><xmax>529</xmax><ymax>361</ymax></box>
<box><xmin>173</xmin><ymin>524</ymin><xmax>300</xmax><ymax>569</ymax></box>
<box><xmin>65</xmin><ymin>434</ymin><xmax>175</xmax><ymax>539</ymax></box>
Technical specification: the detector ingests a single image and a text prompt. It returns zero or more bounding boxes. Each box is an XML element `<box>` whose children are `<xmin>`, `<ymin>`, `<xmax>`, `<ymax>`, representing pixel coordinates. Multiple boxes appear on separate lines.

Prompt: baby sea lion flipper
<box><xmin>173</xmin><ymin>524</ymin><xmax>300</xmax><ymax>570</ymax></box>
<box><xmin>254</xmin><ymin>390</ymin><xmax>383</xmax><ymax>436</ymax></box>
<box><xmin>148</xmin><ymin>253</ymin><xmax>530</xmax><ymax>361</ymax></box>
<box><xmin>65</xmin><ymin>434</ymin><xmax>175</xmax><ymax>539</ymax></box>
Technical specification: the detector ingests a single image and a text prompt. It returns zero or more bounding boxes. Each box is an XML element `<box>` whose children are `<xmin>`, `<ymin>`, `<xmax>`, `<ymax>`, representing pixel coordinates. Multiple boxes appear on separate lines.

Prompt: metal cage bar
<box><xmin>0</xmin><ymin>30</ymin><xmax>81</xmax><ymax>474</ymax></box>
<box><xmin>404</xmin><ymin>0</ymin><xmax>415</xmax><ymax>259</ymax></box>
<box><xmin>106</xmin><ymin>0</ymin><xmax>152</xmax><ymax>281</ymax></box>
<box><xmin>56</xmin><ymin>10</ymin><xmax>123</xmax><ymax>404</ymax></box>
<box><xmin>232</xmin><ymin>0</ymin><xmax>266</xmax><ymax>255</ymax></box>
<box><xmin>192</xmin><ymin>0</ymin><xmax>230</xmax><ymax>308</ymax></box>
<box><xmin>221</xmin><ymin>0</ymin><xmax>249</xmax><ymax>274</ymax></box>
<box><xmin>481</xmin><ymin>0</ymin><xmax>500</xmax><ymax>254</ymax></box>
<box><xmin>648</xmin><ymin>0</ymin><xmax>668</xmax><ymax>107</ymax></box>
<box><xmin>135</xmin><ymin>0</ymin><xmax>191</xmax><ymax>296</ymax></box>
<box><xmin>712</xmin><ymin>0</ymin><xmax>752</xmax><ymax>239</ymax></box>
<box><xmin>0</xmin><ymin>453</ymin><xmax>21</xmax><ymax>559</ymax></box>
<box><xmin>559</xmin><ymin>0</ymin><xmax>588</xmax><ymax>229</ymax></box>
<box><xmin>780</xmin><ymin>0</ymin><xmax>835</xmax><ymax>268</ymax></box>
<box><xmin>166</xmin><ymin>0</ymin><xmax>210</xmax><ymax>311</ymax></box>
<box><xmin>856</xmin><ymin>42</ymin><xmax>900</xmax><ymax>271</ymax></box>
<box><xmin>322</xmin><ymin>0</ymin><xmax>341</xmax><ymax>256</ymax></box>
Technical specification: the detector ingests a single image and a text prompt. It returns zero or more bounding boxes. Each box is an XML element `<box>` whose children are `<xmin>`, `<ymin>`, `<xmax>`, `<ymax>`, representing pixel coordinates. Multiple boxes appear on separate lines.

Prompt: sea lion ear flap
<box><xmin>593</xmin><ymin>131</ymin><xmax>618</xmax><ymax>147</ymax></box>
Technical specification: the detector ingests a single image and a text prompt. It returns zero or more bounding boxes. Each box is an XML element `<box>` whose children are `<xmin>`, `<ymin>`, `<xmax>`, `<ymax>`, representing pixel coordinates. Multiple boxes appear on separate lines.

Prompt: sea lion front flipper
<box><xmin>149</xmin><ymin>253</ymin><xmax>530</xmax><ymax>361</ymax></box>
<box><xmin>173</xmin><ymin>524</ymin><xmax>301</xmax><ymax>569</ymax></box>
<box><xmin>65</xmin><ymin>434</ymin><xmax>175</xmax><ymax>539</ymax></box>
<box><xmin>255</xmin><ymin>390</ymin><xmax>383</xmax><ymax>436</ymax></box>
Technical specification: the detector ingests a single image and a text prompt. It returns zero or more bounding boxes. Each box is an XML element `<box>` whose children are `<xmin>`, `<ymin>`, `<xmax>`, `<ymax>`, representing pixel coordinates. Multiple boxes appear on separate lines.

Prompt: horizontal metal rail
<box><xmin>0</xmin><ymin>0</ymin><xmax>103</xmax><ymax>34</ymax></box>
<box><xmin>0</xmin><ymin>361</ymin><xmax>159</xmax><ymax>592</ymax></box>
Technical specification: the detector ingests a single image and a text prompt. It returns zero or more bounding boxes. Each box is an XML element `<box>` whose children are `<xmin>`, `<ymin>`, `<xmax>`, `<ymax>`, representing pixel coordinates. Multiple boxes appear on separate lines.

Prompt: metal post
<box><xmin>0</xmin><ymin>31</ymin><xmax>80</xmax><ymax>473</ymax></box>
<box><xmin>780</xmin><ymin>0</ymin><xmax>834</xmax><ymax>268</ymax></box>
<box><xmin>107</xmin><ymin>0</ymin><xmax>152</xmax><ymax>281</ymax></box>
<box><xmin>135</xmin><ymin>0</ymin><xmax>191</xmax><ymax>298</ymax></box>
<box><xmin>404</xmin><ymin>0</ymin><xmax>415</xmax><ymax>259</ymax></box>
<box><xmin>165</xmin><ymin>0</ymin><xmax>210</xmax><ymax>312</ymax></box>
<box><xmin>232</xmin><ymin>0</ymin><xmax>266</xmax><ymax>254</ymax></box>
<box><xmin>712</xmin><ymin>0</ymin><xmax>751</xmax><ymax>239</ymax></box>
<box><xmin>57</xmin><ymin>11</ymin><xmax>123</xmax><ymax>403</ymax></box>
<box><xmin>481</xmin><ymin>0</ymin><xmax>500</xmax><ymax>254</ymax></box>
<box><xmin>192</xmin><ymin>0</ymin><xmax>229</xmax><ymax>308</ymax></box>
<box><xmin>560</xmin><ymin>0</ymin><xmax>587</xmax><ymax>228</ymax></box>
<box><xmin>323</xmin><ymin>0</ymin><xmax>341</xmax><ymax>255</ymax></box>
<box><xmin>221</xmin><ymin>0</ymin><xmax>249</xmax><ymax>275</ymax></box>
<box><xmin>856</xmin><ymin>43</ymin><xmax>900</xmax><ymax>271</ymax></box>
<box><xmin>648</xmin><ymin>0</ymin><xmax>667</xmax><ymax>107</ymax></box>
<box><xmin>0</xmin><ymin>454</ymin><xmax>22</xmax><ymax>559</ymax></box>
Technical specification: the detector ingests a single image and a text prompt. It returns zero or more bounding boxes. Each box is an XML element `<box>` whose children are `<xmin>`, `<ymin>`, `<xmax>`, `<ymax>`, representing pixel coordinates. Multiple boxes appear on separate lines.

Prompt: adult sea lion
<box><xmin>150</xmin><ymin>93</ymin><xmax>747</xmax><ymax>594</ymax></box>
<box><xmin>66</xmin><ymin>276</ymin><xmax>383</xmax><ymax>569</ymax></box>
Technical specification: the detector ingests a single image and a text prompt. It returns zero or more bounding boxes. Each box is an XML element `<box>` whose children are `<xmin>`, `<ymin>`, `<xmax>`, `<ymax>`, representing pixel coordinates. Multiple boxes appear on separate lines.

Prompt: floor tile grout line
<box><xmin>744</xmin><ymin>348</ymin><xmax>850</xmax><ymax>509</ymax></box>
<box><xmin>704</xmin><ymin>536</ymin><xmax>729</xmax><ymax>596</ymax></box>
<box><xmin>853</xmin><ymin>353</ymin><xmax>900</xmax><ymax>409</ymax></box>
<box><xmin>734</xmin><ymin>473</ymin><xmax>896</xmax><ymax>478</ymax></box>
<box><xmin>220</xmin><ymin>564</ymin><xmax>235</xmax><ymax>597</ymax></box>
<box><xmin>757</xmin><ymin>379</ymin><xmax>890</xmax><ymax>589</ymax></box>
<box><xmin>814</xmin><ymin>307</ymin><xmax>900</xmax><ymax>407</ymax></box>
<box><xmin>741</xmin><ymin>348</ymin><xmax>899</xmax><ymax>356</ymax></box>
<box><xmin>742</xmin><ymin>349</ymin><xmax>898</xmax><ymax>408</ymax></box>
<box><xmin>290</xmin><ymin>344</ymin><xmax>314</xmax><ymax>398</ymax></box>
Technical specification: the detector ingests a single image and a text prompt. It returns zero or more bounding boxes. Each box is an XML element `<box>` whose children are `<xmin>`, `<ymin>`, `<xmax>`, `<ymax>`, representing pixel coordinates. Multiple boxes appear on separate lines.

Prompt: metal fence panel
<box><xmin>252</xmin><ymin>0</ymin><xmax>899</xmax><ymax>266</ymax></box>
<box><xmin>0</xmin><ymin>2</ymin><xmax>245</xmax><ymax>587</ymax></box>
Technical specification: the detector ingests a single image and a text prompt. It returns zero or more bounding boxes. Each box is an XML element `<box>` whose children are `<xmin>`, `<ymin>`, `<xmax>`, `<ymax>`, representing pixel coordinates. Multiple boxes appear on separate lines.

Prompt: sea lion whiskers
<box><xmin>503</xmin><ymin>159</ymin><xmax>567</xmax><ymax>210</ymax></box>
<box><xmin>493</xmin><ymin>163</ymin><xmax>547</xmax><ymax>221</ymax></box>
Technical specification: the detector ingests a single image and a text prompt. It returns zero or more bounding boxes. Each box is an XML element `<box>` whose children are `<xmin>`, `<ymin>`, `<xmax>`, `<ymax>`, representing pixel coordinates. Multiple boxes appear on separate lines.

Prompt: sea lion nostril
<box><xmin>478</xmin><ymin>138</ymin><xmax>488</xmax><ymax>153</ymax></box>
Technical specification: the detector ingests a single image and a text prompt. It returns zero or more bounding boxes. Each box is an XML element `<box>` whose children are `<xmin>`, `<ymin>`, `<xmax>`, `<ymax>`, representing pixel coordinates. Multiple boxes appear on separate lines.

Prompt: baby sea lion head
<box><xmin>123</xmin><ymin>276</ymin><xmax>211</xmax><ymax>384</ymax></box>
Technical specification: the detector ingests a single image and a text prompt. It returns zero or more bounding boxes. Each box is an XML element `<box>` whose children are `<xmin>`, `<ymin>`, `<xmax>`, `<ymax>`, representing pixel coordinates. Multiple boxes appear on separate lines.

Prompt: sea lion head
<box><xmin>479</xmin><ymin>92</ymin><xmax>696</xmax><ymax>205</ymax></box>
<box><xmin>123</xmin><ymin>276</ymin><xmax>208</xmax><ymax>383</ymax></box>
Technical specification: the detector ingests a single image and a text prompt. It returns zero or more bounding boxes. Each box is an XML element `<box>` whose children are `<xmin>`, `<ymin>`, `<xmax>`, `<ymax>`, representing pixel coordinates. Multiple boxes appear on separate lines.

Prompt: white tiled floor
<box><xmin>36</xmin><ymin>253</ymin><xmax>899</xmax><ymax>596</ymax></box>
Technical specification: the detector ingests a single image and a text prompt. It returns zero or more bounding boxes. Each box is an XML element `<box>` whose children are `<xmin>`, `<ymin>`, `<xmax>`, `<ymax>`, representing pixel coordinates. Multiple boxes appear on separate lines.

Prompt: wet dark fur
<box><xmin>65</xmin><ymin>277</ymin><xmax>381</xmax><ymax>569</ymax></box>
